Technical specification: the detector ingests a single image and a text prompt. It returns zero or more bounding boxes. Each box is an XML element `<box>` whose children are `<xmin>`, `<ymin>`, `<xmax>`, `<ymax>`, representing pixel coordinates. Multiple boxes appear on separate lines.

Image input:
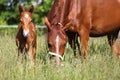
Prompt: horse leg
<box><xmin>75</xmin><ymin>34</ymin><xmax>81</xmax><ymax>56</ymax></box>
<box><xmin>67</xmin><ymin>36</ymin><xmax>76</xmax><ymax>56</ymax></box>
<box><xmin>72</xmin><ymin>34</ymin><xmax>81</xmax><ymax>57</ymax></box>
<box><xmin>28</xmin><ymin>44</ymin><xmax>36</xmax><ymax>68</ymax></box>
<box><xmin>67</xmin><ymin>32</ymin><xmax>77</xmax><ymax>56</ymax></box>
<box><xmin>71</xmin><ymin>37</ymin><xmax>77</xmax><ymax>56</ymax></box>
<box><xmin>107</xmin><ymin>31</ymin><xmax>120</xmax><ymax>57</ymax></box>
<box><xmin>18</xmin><ymin>44</ymin><xmax>24</xmax><ymax>61</ymax></box>
<box><xmin>17</xmin><ymin>45</ymin><xmax>24</xmax><ymax>70</ymax></box>
<box><xmin>79</xmin><ymin>27</ymin><xmax>89</xmax><ymax>59</ymax></box>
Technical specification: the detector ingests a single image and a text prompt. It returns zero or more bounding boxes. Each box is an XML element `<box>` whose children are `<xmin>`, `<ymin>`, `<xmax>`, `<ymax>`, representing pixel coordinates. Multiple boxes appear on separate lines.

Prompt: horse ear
<box><xmin>19</xmin><ymin>5</ymin><xmax>23</xmax><ymax>13</ymax></box>
<box><xmin>29</xmin><ymin>5</ymin><xmax>34</xmax><ymax>13</ymax></box>
<box><xmin>62</xmin><ymin>22</ymin><xmax>71</xmax><ymax>31</ymax></box>
<box><xmin>44</xmin><ymin>16</ymin><xmax>52</xmax><ymax>30</ymax></box>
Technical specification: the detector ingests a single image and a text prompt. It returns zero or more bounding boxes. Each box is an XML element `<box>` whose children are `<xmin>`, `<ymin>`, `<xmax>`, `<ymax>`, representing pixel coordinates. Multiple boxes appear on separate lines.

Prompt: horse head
<box><xmin>44</xmin><ymin>16</ymin><xmax>69</xmax><ymax>65</ymax></box>
<box><xmin>19</xmin><ymin>5</ymin><xmax>34</xmax><ymax>37</ymax></box>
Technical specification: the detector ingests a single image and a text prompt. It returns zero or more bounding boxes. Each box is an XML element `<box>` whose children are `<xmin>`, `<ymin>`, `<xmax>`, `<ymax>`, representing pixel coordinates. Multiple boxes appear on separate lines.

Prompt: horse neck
<box><xmin>66</xmin><ymin>0</ymin><xmax>81</xmax><ymax>19</ymax></box>
<box><xmin>48</xmin><ymin>0</ymin><xmax>67</xmax><ymax>25</ymax></box>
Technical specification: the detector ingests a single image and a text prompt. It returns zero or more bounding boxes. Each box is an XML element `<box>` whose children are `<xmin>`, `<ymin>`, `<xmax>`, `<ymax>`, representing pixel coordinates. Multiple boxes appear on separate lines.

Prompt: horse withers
<box><xmin>16</xmin><ymin>5</ymin><xmax>37</xmax><ymax>67</ymax></box>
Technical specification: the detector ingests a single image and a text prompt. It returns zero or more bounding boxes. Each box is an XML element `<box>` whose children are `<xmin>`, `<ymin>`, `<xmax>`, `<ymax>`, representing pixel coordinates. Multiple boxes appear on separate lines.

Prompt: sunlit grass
<box><xmin>0</xmin><ymin>35</ymin><xmax>120</xmax><ymax>80</ymax></box>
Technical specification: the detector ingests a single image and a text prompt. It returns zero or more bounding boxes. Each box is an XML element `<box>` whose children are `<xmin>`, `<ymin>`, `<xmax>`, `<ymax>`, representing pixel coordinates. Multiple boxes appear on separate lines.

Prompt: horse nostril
<box><xmin>23</xmin><ymin>30</ymin><xmax>29</xmax><ymax>37</ymax></box>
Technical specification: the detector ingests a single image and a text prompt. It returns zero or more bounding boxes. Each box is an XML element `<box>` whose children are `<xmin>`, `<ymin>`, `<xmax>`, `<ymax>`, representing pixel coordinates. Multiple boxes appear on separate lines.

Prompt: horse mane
<box><xmin>48</xmin><ymin>0</ymin><xmax>67</xmax><ymax>25</ymax></box>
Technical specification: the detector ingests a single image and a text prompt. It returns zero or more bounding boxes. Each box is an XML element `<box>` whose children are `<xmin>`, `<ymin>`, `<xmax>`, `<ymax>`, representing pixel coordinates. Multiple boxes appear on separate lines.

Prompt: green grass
<box><xmin>0</xmin><ymin>35</ymin><xmax>120</xmax><ymax>80</ymax></box>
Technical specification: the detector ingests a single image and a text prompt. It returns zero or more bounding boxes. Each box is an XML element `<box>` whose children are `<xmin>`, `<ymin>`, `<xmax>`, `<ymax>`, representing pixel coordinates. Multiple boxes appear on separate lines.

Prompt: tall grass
<box><xmin>0</xmin><ymin>35</ymin><xmax>120</xmax><ymax>80</ymax></box>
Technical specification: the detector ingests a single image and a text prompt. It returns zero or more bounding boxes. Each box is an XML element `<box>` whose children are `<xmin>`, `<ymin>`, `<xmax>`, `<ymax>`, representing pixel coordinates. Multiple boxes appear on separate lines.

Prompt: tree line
<box><xmin>0</xmin><ymin>0</ymin><xmax>53</xmax><ymax>25</ymax></box>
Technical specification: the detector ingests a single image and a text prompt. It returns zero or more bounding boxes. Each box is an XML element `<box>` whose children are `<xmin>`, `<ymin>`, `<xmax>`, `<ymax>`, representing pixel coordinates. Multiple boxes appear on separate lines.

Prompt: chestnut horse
<box><xmin>44</xmin><ymin>0</ymin><xmax>81</xmax><ymax>65</ymax></box>
<box><xmin>16</xmin><ymin>5</ymin><xmax>37</xmax><ymax>67</ymax></box>
<box><xmin>45</xmin><ymin>0</ymin><xmax>120</xmax><ymax>65</ymax></box>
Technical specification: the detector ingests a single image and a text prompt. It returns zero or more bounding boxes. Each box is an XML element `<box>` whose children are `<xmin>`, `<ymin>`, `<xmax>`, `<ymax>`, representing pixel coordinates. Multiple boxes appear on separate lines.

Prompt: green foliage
<box><xmin>0</xmin><ymin>0</ymin><xmax>53</xmax><ymax>25</ymax></box>
<box><xmin>0</xmin><ymin>17</ymin><xmax>7</xmax><ymax>25</ymax></box>
<box><xmin>33</xmin><ymin>0</ymin><xmax>53</xmax><ymax>25</ymax></box>
<box><xmin>0</xmin><ymin>28</ymin><xmax>17</xmax><ymax>36</ymax></box>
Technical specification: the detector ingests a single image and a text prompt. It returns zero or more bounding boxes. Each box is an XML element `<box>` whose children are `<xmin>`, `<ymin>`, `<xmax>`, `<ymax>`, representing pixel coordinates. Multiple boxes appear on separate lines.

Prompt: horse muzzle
<box><xmin>48</xmin><ymin>52</ymin><xmax>64</xmax><ymax>61</ymax></box>
<box><xmin>23</xmin><ymin>30</ymin><xmax>29</xmax><ymax>37</ymax></box>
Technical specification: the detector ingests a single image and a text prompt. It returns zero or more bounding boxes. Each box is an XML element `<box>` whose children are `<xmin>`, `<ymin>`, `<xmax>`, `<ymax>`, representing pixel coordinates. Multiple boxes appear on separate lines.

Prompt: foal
<box><xmin>16</xmin><ymin>5</ymin><xmax>37</xmax><ymax>67</ymax></box>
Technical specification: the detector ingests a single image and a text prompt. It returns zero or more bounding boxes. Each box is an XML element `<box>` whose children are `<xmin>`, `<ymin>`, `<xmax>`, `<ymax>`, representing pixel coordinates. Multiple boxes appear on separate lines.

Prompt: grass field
<box><xmin>0</xmin><ymin>34</ymin><xmax>120</xmax><ymax>80</ymax></box>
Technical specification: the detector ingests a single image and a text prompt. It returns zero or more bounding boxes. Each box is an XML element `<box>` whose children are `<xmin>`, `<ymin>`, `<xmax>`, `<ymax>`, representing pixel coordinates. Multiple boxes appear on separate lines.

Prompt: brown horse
<box><xmin>16</xmin><ymin>5</ymin><xmax>37</xmax><ymax>67</ymax></box>
<box><xmin>45</xmin><ymin>0</ymin><xmax>120</xmax><ymax>65</ymax></box>
<box><xmin>44</xmin><ymin>0</ymin><xmax>81</xmax><ymax>65</ymax></box>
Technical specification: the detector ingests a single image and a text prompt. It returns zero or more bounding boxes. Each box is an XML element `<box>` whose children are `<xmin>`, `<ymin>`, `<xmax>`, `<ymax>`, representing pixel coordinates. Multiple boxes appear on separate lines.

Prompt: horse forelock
<box><xmin>49</xmin><ymin>25</ymin><xmax>67</xmax><ymax>41</ymax></box>
<box><xmin>58</xmin><ymin>31</ymin><xmax>67</xmax><ymax>41</ymax></box>
<box><xmin>55</xmin><ymin>26</ymin><xmax>67</xmax><ymax>41</ymax></box>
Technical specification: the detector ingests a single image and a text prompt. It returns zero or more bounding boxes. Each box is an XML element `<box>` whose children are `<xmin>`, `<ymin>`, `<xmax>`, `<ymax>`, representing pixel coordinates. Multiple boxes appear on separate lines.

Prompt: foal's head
<box><xmin>19</xmin><ymin>5</ymin><xmax>34</xmax><ymax>37</ymax></box>
<box><xmin>44</xmin><ymin>17</ymin><xmax>68</xmax><ymax>65</ymax></box>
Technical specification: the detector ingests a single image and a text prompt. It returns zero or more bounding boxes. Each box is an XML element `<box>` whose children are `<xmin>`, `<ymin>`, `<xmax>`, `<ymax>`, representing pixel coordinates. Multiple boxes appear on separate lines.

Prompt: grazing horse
<box><xmin>45</xmin><ymin>0</ymin><xmax>120</xmax><ymax>65</ymax></box>
<box><xmin>44</xmin><ymin>0</ymin><xmax>81</xmax><ymax>65</ymax></box>
<box><xmin>16</xmin><ymin>5</ymin><xmax>37</xmax><ymax>67</ymax></box>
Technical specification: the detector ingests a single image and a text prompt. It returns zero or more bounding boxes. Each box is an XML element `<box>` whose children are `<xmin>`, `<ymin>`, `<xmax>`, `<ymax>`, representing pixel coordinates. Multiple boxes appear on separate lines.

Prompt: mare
<box><xmin>45</xmin><ymin>0</ymin><xmax>120</xmax><ymax>65</ymax></box>
<box><xmin>44</xmin><ymin>0</ymin><xmax>80</xmax><ymax>65</ymax></box>
<box><xmin>16</xmin><ymin>5</ymin><xmax>37</xmax><ymax>67</ymax></box>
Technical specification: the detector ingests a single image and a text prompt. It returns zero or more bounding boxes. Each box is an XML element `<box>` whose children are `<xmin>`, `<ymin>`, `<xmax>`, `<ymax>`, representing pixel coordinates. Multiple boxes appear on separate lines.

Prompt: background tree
<box><xmin>0</xmin><ymin>0</ymin><xmax>53</xmax><ymax>25</ymax></box>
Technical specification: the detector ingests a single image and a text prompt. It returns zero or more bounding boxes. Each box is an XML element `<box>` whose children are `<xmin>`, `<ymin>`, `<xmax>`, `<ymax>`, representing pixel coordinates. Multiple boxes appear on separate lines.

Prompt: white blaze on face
<box><xmin>25</xmin><ymin>13</ymin><xmax>29</xmax><ymax>18</ymax></box>
<box><xmin>23</xmin><ymin>30</ymin><xmax>29</xmax><ymax>37</ymax></box>
<box><xmin>56</xmin><ymin>36</ymin><xmax>60</xmax><ymax>54</ymax></box>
